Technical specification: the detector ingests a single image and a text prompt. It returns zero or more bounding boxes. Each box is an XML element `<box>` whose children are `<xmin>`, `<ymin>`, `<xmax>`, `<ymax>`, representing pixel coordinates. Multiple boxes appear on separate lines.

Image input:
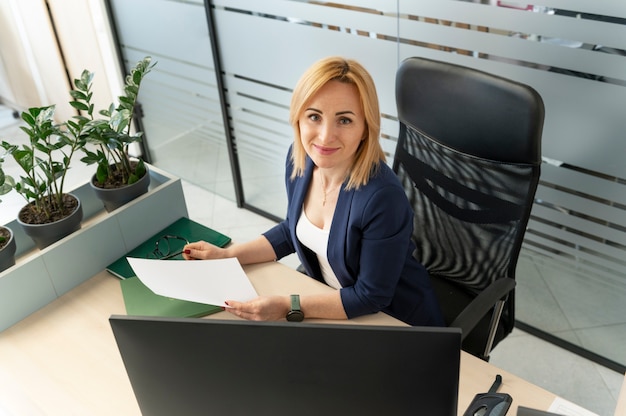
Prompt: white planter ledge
<box><xmin>0</xmin><ymin>165</ymin><xmax>188</xmax><ymax>331</ymax></box>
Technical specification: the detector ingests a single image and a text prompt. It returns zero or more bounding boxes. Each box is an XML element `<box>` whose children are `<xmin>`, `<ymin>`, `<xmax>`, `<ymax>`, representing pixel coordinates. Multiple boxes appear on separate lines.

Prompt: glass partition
<box><xmin>211</xmin><ymin>0</ymin><xmax>626</xmax><ymax>370</ymax></box>
<box><xmin>107</xmin><ymin>0</ymin><xmax>626</xmax><ymax>371</ymax></box>
<box><xmin>107</xmin><ymin>0</ymin><xmax>235</xmax><ymax>200</ymax></box>
<box><xmin>210</xmin><ymin>0</ymin><xmax>402</xmax><ymax>219</ymax></box>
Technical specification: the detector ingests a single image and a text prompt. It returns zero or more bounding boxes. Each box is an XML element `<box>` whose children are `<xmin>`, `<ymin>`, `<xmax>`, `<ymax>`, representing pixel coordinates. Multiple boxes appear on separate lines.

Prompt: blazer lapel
<box><xmin>327</xmin><ymin>183</ymin><xmax>355</xmax><ymax>287</ymax></box>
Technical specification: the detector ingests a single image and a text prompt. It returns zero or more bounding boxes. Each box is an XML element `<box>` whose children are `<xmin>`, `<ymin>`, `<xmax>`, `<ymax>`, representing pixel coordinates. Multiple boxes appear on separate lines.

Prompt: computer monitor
<box><xmin>110</xmin><ymin>316</ymin><xmax>461</xmax><ymax>416</ymax></box>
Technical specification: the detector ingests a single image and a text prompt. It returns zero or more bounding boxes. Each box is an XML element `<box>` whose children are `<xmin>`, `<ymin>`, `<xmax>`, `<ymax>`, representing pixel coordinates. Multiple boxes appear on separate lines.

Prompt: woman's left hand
<box><xmin>224</xmin><ymin>296</ymin><xmax>290</xmax><ymax>321</ymax></box>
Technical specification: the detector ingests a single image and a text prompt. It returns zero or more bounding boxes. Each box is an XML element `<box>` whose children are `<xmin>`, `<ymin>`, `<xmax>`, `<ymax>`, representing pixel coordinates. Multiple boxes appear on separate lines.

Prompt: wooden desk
<box><xmin>616</xmin><ymin>373</ymin><xmax>626</xmax><ymax>416</ymax></box>
<box><xmin>0</xmin><ymin>262</ymin><xmax>557</xmax><ymax>415</ymax></box>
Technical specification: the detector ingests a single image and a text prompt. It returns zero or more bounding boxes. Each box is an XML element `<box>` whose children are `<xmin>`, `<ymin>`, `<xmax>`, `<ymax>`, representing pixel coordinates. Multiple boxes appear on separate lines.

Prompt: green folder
<box><xmin>120</xmin><ymin>276</ymin><xmax>223</xmax><ymax>318</ymax></box>
<box><xmin>106</xmin><ymin>217</ymin><xmax>231</xmax><ymax>279</ymax></box>
<box><xmin>111</xmin><ymin>217</ymin><xmax>231</xmax><ymax>318</ymax></box>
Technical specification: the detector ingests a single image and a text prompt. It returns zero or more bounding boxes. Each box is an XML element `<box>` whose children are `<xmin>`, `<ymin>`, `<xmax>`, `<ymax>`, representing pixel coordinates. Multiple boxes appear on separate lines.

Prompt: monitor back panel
<box><xmin>110</xmin><ymin>316</ymin><xmax>461</xmax><ymax>416</ymax></box>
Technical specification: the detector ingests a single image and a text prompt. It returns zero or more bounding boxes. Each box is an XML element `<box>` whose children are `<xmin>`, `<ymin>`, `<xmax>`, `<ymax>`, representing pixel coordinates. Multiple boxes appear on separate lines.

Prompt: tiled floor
<box><xmin>1</xmin><ymin>108</ymin><xmax>624</xmax><ymax>415</ymax></box>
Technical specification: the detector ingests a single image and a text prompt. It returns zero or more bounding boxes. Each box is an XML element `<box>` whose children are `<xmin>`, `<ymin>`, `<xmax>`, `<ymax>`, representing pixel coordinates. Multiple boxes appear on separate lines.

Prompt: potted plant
<box><xmin>0</xmin><ymin>151</ymin><xmax>17</xmax><ymax>272</ymax></box>
<box><xmin>72</xmin><ymin>56</ymin><xmax>156</xmax><ymax>212</ymax></box>
<box><xmin>0</xmin><ymin>105</ymin><xmax>84</xmax><ymax>249</ymax></box>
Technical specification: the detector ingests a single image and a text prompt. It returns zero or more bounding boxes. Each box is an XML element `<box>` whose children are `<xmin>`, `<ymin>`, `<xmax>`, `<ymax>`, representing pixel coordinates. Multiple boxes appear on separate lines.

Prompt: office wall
<box><xmin>0</xmin><ymin>0</ymin><xmax>72</xmax><ymax>121</ymax></box>
<box><xmin>46</xmin><ymin>0</ymin><xmax>122</xmax><ymax>119</ymax></box>
<box><xmin>0</xmin><ymin>0</ymin><xmax>119</xmax><ymax>123</ymax></box>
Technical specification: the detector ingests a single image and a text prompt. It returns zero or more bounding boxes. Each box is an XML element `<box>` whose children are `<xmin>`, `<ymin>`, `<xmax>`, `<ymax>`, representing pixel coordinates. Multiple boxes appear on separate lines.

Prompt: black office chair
<box><xmin>393</xmin><ymin>57</ymin><xmax>544</xmax><ymax>360</ymax></box>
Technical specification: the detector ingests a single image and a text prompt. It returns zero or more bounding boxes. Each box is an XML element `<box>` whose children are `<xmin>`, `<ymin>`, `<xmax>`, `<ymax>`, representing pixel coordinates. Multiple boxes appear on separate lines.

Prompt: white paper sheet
<box><xmin>127</xmin><ymin>257</ymin><xmax>258</xmax><ymax>307</ymax></box>
<box><xmin>548</xmin><ymin>397</ymin><xmax>599</xmax><ymax>416</ymax></box>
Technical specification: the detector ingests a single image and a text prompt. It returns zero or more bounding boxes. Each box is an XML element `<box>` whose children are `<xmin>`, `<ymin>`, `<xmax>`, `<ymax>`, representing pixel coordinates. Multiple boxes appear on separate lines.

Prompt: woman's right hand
<box><xmin>182</xmin><ymin>235</ymin><xmax>277</xmax><ymax>265</ymax></box>
<box><xmin>182</xmin><ymin>240</ymin><xmax>225</xmax><ymax>260</ymax></box>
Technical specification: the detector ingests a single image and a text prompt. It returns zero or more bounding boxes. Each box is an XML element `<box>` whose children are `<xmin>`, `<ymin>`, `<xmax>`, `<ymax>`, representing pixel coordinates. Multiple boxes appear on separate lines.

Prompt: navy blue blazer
<box><xmin>263</xmin><ymin>151</ymin><xmax>444</xmax><ymax>327</ymax></box>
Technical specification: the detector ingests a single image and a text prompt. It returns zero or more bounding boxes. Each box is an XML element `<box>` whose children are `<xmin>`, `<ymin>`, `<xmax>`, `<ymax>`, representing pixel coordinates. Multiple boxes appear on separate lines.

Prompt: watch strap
<box><xmin>290</xmin><ymin>294</ymin><xmax>301</xmax><ymax>311</ymax></box>
<box><xmin>286</xmin><ymin>294</ymin><xmax>304</xmax><ymax>322</ymax></box>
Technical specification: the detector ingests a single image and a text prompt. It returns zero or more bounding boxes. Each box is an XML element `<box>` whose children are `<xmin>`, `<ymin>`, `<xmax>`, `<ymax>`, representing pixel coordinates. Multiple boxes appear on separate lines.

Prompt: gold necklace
<box><xmin>319</xmin><ymin>172</ymin><xmax>342</xmax><ymax>206</ymax></box>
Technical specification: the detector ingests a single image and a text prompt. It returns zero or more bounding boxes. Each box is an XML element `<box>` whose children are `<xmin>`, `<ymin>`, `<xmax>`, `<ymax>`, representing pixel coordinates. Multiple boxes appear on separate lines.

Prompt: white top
<box><xmin>295</xmin><ymin>209</ymin><xmax>342</xmax><ymax>290</ymax></box>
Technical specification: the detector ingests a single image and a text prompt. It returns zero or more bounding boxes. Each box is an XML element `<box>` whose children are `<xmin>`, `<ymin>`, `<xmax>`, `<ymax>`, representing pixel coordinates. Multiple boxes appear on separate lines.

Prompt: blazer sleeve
<box><xmin>337</xmin><ymin>179</ymin><xmax>417</xmax><ymax>319</ymax></box>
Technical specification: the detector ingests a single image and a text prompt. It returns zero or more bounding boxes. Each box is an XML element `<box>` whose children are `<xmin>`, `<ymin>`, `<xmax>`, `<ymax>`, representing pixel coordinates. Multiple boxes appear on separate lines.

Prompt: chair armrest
<box><xmin>450</xmin><ymin>277</ymin><xmax>516</xmax><ymax>341</ymax></box>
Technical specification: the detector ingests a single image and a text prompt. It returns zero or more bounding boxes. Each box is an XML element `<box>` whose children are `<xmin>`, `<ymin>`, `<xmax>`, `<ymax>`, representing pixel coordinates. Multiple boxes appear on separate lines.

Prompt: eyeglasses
<box><xmin>147</xmin><ymin>235</ymin><xmax>189</xmax><ymax>260</ymax></box>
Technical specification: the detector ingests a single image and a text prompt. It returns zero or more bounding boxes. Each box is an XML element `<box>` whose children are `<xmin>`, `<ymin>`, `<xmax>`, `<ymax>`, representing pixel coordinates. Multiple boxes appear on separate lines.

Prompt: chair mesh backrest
<box><xmin>395</xmin><ymin>123</ymin><xmax>540</xmax><ymax>293</ymax></box>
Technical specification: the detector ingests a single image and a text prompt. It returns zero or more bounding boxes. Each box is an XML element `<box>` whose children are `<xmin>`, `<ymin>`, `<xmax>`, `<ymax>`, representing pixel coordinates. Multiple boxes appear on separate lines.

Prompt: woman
<box><xmin>183</xmin><ymin>56</ymin><xmax>443</xmax><ymax>326</ymax></box>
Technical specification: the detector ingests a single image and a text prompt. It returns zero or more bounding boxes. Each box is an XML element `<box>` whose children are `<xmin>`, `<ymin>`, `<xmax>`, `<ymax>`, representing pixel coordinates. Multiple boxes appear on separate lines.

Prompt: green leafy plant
<box><xmin>72</xmin><ymin>56</ymin><xmax>155</xmax><ymax>188</ymax></box>
<box><xmin>0</xmin><ymin>147</ymin><xmax>15</xmax><ymax>202</ymax></box>
<box><xmin>0</xmin><ymin>105</ymin><xmax>83</xmax><ymax>224</ymax></box>
<box><xmin>0</xmin><ymin>151</ymin><xmax>16</xmax><ymax>247</ymax></box>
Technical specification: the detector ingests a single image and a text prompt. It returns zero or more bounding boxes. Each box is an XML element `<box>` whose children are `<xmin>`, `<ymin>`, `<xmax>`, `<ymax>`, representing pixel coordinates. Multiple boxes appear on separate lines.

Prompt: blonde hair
<box><xmin>289</xmin><ymin>56</ymin><xmax>385</xmax><ymax>189</ymax></box>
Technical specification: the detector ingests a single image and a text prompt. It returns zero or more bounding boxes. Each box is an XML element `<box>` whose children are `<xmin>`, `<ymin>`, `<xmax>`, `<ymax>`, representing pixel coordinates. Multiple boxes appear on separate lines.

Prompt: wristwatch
<box><xmin>286</xmin><ymin>294</ymin><xmax>304</xmax><ymax>322</ymax></box>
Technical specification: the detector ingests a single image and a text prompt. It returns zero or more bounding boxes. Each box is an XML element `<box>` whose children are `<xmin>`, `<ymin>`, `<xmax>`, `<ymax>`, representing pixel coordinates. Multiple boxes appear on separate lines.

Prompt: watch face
<box><xmin>286</xmin><ymin>310</ymin><xmax>304</xmax><ymax>322</ymax></box>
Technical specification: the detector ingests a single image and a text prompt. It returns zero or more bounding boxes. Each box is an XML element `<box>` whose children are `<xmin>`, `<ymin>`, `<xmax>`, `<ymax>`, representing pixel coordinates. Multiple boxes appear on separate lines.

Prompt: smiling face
<box><xmin>298</xmin><ymin>80</ymin><xmax>366</xmax><ymax>173</ymax></box>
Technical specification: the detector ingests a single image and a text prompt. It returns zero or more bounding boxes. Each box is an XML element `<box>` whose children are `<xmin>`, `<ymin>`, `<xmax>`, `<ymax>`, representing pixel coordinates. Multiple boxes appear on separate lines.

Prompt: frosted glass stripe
<box><xmin>531</xmin><ymin>204</ymin><xmax>626</xmax><ymax>247</ymax></box>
